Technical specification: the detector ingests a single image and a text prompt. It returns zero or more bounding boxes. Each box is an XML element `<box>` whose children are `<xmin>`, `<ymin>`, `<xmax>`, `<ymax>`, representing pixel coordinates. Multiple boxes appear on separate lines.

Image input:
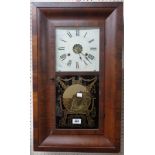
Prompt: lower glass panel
<box><xmin>56</xmin><ymin>75</ymin><xmax>99</xmax><ymax>129</ymax></box>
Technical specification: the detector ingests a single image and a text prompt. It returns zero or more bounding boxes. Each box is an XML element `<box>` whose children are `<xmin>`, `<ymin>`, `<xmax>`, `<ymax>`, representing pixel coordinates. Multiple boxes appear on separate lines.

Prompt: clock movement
<box><xmin>32</xmin><ymin>2</ymin><xmax>123</xmax><ymax>152</ymax></box>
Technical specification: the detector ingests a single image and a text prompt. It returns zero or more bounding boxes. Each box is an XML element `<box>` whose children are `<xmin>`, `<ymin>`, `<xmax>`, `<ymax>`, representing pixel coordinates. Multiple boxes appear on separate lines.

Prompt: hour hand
<box><xmin>81</xmin><ymin>52</ymin><xmax>91</xmax><ymax>64</ymax></box>
<box><xmin>78</xmin><ymin>54</ymin><xmax>82</xmax><ymax>61</ymax></box>
<box><xmin>85</xmin><ymin>56</ymin><xmax>92</xmax><ymax>64</ymax></box>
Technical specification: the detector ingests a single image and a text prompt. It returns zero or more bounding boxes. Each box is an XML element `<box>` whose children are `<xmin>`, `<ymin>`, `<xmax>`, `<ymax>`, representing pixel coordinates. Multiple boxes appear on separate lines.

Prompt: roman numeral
<box><xmin>58</xmin><ymin>47</ymin><xmax>65</xmax><ymax>50</ymax></box>
<box><xmin>67</xmin><ymin>60</ymin><xmax>72</xmax><ymax>66</ymax></box>
<box><xmin>67</xmin><ymin>32</ymin><xmax>72</xmax><ymax>38</ymax></box>
<box><xmin>90</xmin><ymin>47</ymin><xmax>97</xmax><ymax>50</ymax></box>
<box><xmin>84</xmin><ymin>32</ymin><xmax>87</xmax><ymax>38</ymax></box>
<box><xmin>60</xmin><ymin>54</ymin><xmax>66</xmax><ymax>61</ymax></box>
<box><xmin>76</xmin><ymin>62</ymin><xmax>79</xmax><ymax>69</ymax></box>
<box><xmin>88</xmin><ymin>39</ymin><xmax>94</xmax><ymax>43</ymax></box>
<box><xmin>60</xmin><ymin>39</ymin><xmax>67</xmax><ymax>42</ymax></box>
<box><xmin>88</xmin><ymin>54</ymin><xmax>95</xmax><ymax>60</ymax></box>
<box><xmin>76</xmin><ymin>29</ymin><xmax>79</xmax><ymax>36</ymax></box>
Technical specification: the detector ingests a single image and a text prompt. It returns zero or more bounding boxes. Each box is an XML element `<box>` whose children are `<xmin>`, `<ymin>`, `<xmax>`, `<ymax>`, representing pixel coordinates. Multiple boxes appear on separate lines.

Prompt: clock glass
<box><xmin>55</xmin><ymin>27</ymin><xmax>100</xmax><ymax>129</ymax></box>
<box><xmin>56</xmin><ymin>28</ymin><xmax>100</xmax><ymax>72</ymax></box>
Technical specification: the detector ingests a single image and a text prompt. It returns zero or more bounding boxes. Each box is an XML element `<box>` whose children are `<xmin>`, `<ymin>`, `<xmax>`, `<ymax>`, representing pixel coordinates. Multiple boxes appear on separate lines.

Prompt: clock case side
<box><xmin>32</xmin><ymin>3</ymin><xmax>53</xmax><ymax>148</ymax></box>
<box><xmin>104</xmin><ymin>4</ymin><xmax>123</xmax><ymax>151</ymax></box>
<box><xmin>32</xmin><ymin>2</ymin><xmax>123</xmax><ymax>152</ymax></box>
<box><xmin>32</xmin><ymin>4</ymin><xmax>39</xmax><ymax>149</ymax></box>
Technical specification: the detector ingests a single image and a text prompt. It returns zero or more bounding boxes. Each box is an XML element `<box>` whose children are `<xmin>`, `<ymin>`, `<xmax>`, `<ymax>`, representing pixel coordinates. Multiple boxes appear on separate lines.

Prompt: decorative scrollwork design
<box><xmin>56</xmin><ymin>76</ymin><xmax>98</xmax><ymax>128</ymax></box>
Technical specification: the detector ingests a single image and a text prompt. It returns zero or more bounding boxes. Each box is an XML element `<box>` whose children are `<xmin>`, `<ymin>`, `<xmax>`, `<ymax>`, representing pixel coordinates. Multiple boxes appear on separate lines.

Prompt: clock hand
<box><xmin>83</xmin><ymin>59</ymin><xmax>88</xmax><ymax>65</ymax></box>
<box><xmin>81</xmin><ymin>52</ymin><xmax>92</xmax><ymax>64</ymax></box>
<box><xmin>81</xmin><ymin>52</ymin><xmax>85</xmax><ymax>56</ymax></box>
<box><xmin>79</xmin><ymin>53</ymin><xmax>88</xmax><ymax>65</ymax></box>
<box><xmin>78</xmin><ymin>54</ymin><xmax>82</xmax><ymax>61</ymax></box>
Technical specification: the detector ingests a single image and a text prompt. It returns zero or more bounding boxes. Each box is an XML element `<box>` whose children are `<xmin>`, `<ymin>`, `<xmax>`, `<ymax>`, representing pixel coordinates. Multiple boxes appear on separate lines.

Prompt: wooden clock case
<box><xmin>32</xmin><ymin>2</ymin><xmax>123</xmax><ymax>152</ymax></box>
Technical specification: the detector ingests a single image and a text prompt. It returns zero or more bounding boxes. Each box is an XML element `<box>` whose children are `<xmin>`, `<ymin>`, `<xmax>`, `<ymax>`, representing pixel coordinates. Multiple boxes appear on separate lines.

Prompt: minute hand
<box><xmin>81</xmin><ymin>52</ymin><xmax>92</xmax><ymax>64</ymax></box>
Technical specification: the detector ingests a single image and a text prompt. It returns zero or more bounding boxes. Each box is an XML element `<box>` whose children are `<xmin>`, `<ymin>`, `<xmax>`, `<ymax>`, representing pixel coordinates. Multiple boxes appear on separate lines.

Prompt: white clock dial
<box><xmin>56</xmin><ymin>28</ymin><xmax>100</xmax><ymax>72</ymax></box>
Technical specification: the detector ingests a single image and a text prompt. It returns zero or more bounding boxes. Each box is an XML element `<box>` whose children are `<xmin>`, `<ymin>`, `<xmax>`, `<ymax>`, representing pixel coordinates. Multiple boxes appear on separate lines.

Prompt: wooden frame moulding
<box><xmin>32</xmin><ymin>2</ymin><xmax>123</xmax><ymax>152</ymax></box>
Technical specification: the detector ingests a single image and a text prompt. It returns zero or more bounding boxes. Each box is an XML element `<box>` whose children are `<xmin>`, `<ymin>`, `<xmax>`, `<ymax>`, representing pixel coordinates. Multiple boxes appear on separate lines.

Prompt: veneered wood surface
<box><xmin>32</xmin><ymin>2</ymin><xmax>123</xmax><ymax>152</ymax></box>
<box><xmin>104</xmin><ymin>4</ymin><xmax>123</xmax><ymax>148</ymax></box>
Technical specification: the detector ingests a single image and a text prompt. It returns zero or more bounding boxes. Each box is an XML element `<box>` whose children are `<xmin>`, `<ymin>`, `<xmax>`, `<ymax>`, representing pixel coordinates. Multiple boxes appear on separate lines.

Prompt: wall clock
<box><xmin>32</xmin><ymin>2</ymin><xmax>123</xmax><ymax>152</ymax></box>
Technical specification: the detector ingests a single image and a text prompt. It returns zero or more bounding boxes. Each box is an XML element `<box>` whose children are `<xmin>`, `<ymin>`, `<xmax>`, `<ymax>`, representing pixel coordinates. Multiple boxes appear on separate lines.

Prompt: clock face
<box><xmin>56</xmin><ymin>28</ymin><xmax>100</xmax><ymax>72</ymax></box>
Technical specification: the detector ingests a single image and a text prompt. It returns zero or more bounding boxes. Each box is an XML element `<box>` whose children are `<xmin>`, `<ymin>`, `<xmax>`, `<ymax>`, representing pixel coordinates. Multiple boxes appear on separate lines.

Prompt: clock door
<box><xmin>55</xmin><ymin>28</ymin><xmax>100</xmax><ymax>129</ymax></box>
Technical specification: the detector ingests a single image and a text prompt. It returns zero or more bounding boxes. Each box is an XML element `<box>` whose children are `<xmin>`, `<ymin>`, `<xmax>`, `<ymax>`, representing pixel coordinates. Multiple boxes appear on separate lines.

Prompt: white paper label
<box><xmin>77</xmin><ymin>92</ymin><xmax>82</xmax><ymax>98</ymax></box>
<box><xmin>72</xmin><ymin>119</ymin><xmax>81</xmax><ymax>124</ymax></box>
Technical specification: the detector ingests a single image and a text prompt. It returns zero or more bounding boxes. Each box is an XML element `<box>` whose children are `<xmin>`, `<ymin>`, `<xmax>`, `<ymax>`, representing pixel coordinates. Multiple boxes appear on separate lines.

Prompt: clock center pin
<box><xmin>73</xmin><ymin>44</ymin><xmax>83</xmax><ymax>54</ymax></box>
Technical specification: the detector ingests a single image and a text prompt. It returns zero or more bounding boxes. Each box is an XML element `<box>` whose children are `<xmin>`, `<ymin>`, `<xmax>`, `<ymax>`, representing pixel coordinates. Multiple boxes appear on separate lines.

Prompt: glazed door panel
<box><xmin>32</xmin><ymin>2</ymin><xmax>123</xmax><ymax>152</ymax></box>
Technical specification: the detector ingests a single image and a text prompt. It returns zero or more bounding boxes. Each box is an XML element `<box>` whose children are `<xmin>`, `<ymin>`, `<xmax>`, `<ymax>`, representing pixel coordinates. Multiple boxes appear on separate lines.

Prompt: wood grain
<box><xmin>32</xmin><ymin>2</ymin><xmax>123</xmax><ymax>152</ymax></box>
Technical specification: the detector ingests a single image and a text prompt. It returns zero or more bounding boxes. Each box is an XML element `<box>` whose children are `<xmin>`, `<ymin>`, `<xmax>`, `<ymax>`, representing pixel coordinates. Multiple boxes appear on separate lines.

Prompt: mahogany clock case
<box><xmin>32</xmin><ymin>2</ymin><xmax>123</xmax><ymax>152</ymax></box>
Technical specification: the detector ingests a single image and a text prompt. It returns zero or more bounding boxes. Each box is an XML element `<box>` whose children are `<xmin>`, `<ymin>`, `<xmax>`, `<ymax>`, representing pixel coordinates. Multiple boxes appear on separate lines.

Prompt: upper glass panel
<box><xmin>56</xmin><ymin>27</ymin><xmax>100</xmax><ymax>72</ymax></box>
